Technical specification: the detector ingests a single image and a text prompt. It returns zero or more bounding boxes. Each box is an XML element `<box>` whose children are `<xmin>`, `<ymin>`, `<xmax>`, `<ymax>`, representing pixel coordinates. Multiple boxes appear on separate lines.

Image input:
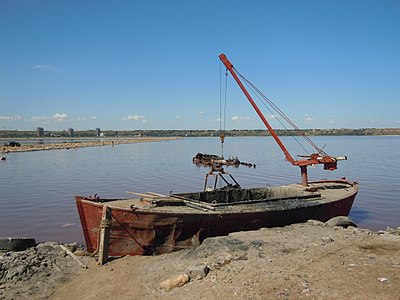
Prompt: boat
<box><xmin>75</xmin><ymin>54</ymin><xmax>358</xmax><ymax>257</ymax></box>
<box><xmin>0</xmin><ymin>156</ymin><xmax>5</xmax><ymax>161</ymax></box>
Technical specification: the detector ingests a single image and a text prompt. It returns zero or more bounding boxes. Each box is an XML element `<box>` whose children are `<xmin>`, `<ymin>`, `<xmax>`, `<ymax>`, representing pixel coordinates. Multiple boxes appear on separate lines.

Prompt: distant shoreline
<box><xmin>1</xmin><ymin>128</ymin><xmax>400</xmax><ymax>139</ymax></box>
<box><xmin>1</xmin><ymin>137</ymin><xmax>180</xmax><ymax>153</ymax></box>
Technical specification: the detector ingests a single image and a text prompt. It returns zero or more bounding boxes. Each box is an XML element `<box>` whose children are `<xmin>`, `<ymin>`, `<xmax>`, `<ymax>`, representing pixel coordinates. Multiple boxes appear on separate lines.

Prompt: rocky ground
<box><xmin>0</xmin><ymin>242</ymin><xmax>88</xmax><ymax>300</ymax></box>
<box><xmin>1</xmin><ymin>220</ymin><xmax>400</xmax><ymax>300</ymax></box>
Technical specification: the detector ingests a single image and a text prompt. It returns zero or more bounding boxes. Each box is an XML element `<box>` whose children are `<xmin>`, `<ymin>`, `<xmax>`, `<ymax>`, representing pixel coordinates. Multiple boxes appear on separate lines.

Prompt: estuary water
<box><xmin>0</xmin><ymin>136</ymin><xmax>399</xmax><ymax>243</ymax></box>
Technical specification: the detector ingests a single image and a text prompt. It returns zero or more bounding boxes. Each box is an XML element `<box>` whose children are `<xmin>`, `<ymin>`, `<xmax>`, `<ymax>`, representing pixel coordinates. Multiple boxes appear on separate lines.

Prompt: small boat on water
<box><xmin>75</xmin><ymin>54</ymin><xmax>358</xmax><ymax>257</ymax></box>
<box><xmin>76</xmin><ymin>180</ymin><xmax>357</xmax><ymax>256</ymax></box>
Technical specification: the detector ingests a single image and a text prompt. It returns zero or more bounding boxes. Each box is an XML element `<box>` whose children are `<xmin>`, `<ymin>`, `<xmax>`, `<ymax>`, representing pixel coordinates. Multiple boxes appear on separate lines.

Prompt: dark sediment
<box><xmin>0</xmin><ymin>242</ymin><xmax>89</xmax><ymax>300</ymax></box>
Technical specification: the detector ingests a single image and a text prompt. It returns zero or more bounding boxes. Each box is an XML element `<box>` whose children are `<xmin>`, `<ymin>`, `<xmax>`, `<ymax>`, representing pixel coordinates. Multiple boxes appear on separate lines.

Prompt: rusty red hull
<box><xmin>76</xmin><ymin>180</ymin><xmax>358</xmax><ymax>256</ymax></box>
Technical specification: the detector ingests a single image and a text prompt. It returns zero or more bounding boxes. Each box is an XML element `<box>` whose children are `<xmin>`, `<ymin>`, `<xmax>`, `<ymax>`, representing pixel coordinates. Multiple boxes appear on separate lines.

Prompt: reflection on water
<box><xmin>0</xmin><ymin>136</ymin><xmax>399</xmax><ymax>243</ymax></box>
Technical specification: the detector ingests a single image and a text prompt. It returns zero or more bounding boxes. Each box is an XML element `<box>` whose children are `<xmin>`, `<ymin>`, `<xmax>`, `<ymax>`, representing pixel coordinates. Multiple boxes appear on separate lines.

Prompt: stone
<box><xmin>321</xmin><ymin>237</ymin><xmax>335</xmax><ymax>243</ymax></box>
<box><xmin>160</xmin><ymin>273</ymin><xmax>190</xmax><ymax>291</ymax></box>
<box><xmin>325</xmin><ymin>216</ymin><xmax>357</xmax><ymax>228</ymax></box>
<box><xmin>386</xmin><ymin>227</ymin><xmax>400</xmax><ymax>235</ymax></box>
<box><xmin>187</xmin><ymin>264</ymin><xmax>210</xmax><ymax>280</ymax></box>
<box><xmin>251</xmin><ymin>240</ymin><xmax>264</xmax><ymax>248</ymax></box>
<box><xmin>306</xmin><ymin>220</ymin><xmax>325</xmax><ymax>226</ymax></box>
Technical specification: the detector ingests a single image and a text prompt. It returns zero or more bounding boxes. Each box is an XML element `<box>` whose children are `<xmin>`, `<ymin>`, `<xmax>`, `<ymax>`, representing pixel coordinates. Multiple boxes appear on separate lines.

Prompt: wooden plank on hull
<box><xmin>98</xmin><ymin>206</ymin><xmax>112</xmax><ymax>265</ymax></box>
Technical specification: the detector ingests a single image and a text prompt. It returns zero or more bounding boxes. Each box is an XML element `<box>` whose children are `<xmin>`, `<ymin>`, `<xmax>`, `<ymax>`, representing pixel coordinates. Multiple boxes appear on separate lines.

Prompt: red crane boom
<box><xmin>219</xmin><ymin>53</ymin><xmax>346</xmax><ymax>186</ymax></box>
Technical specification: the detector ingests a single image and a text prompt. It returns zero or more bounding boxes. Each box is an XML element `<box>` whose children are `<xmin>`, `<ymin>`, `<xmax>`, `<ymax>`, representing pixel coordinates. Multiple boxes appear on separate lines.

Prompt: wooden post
<box><xmin>98</xmin><ymin>206</ymin><xmax>112</xmax><ymax>265</ymax></box>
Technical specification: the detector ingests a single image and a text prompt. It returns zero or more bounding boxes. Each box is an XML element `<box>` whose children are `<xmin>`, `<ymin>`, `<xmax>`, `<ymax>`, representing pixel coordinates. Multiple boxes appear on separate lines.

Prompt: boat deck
<box><xmin>85</xmin><ymin>180</ymin><xmax>357</xmax><ymax>215</ymax></box>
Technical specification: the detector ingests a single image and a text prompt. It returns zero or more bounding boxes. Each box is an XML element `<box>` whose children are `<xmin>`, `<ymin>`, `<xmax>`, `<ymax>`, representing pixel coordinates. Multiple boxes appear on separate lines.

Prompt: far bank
<box><xmin>1</xmin><ymin>127</ymin><xmax>400</xmax><ymax>140</ymax></box>
<box><xmin>1</xmin><ymin>137</ymin><xmax>180</xmax><ymax>153</ymax></box>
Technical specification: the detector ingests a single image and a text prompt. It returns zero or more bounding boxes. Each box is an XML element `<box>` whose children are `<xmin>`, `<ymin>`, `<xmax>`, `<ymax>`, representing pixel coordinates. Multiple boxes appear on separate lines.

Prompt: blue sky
<box><xmin>1</xmin><ymin>0</ymin><xmax>399</xmax><ymax>131</ymax></box>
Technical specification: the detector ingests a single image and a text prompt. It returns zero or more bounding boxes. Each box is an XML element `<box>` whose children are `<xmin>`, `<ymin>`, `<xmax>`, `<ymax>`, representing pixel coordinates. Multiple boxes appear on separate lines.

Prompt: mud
<box><xmin>0</xmin><ymin>242</ymin><xmax>91</xmax><ymax>300</ymax></box>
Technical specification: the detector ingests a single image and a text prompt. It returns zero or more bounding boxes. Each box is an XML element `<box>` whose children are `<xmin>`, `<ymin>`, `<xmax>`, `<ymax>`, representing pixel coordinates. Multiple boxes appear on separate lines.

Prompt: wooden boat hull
<box><xmin>75</xmin><ymin>180</ymin><xmax>358</xmax><ymax>256</ymax></box>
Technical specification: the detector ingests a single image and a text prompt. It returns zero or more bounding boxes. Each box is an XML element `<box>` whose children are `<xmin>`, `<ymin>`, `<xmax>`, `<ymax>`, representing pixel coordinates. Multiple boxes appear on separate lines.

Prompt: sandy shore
<box><xmin>1</xmin><ymin>137</ymin><xmax>180</xmax><ymax>153</ymax></box>
<box><xmin>1</xmin><ymin>221</ymin><xmax>400</xmax><ymax>300</ymax></box>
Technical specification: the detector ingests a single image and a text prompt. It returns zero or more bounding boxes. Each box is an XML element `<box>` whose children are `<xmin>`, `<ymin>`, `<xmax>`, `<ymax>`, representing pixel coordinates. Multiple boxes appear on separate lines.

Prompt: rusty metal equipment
<box><xmin>219</xmin><ymin>53</ymin><xmax>348</xmax><ymax>186</ymax></box>
<box><xmin>192</xmin><ymin>153</ymin><xmax>256</xmax><ymax>191</ymax></box>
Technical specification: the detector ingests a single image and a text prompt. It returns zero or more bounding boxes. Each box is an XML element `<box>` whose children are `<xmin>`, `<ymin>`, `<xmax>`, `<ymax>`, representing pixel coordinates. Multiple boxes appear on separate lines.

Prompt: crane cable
<box><xmin>219</xmin><ymin>62</ymin><xmax>228</xmax><ymax>157</ymax></box>
<box><xmin>235</xmin><ymin>68</ymin><xmax>328</xmax><ymax>157</ymax></box>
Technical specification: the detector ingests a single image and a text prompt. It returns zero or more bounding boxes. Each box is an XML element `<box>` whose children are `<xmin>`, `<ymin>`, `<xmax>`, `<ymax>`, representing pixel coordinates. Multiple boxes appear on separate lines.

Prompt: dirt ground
<box><xmin>2</xmin><ymin>221</ymin><xmax>400</xmax><ymax>300</ymax></box>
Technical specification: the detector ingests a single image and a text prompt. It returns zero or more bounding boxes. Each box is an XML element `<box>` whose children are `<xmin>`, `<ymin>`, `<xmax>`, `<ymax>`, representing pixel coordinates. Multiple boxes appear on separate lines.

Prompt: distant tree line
<box><xmin>1</xmin><ymin>128</ymin><xmax>400</xmax><ymax>139</ymax></box>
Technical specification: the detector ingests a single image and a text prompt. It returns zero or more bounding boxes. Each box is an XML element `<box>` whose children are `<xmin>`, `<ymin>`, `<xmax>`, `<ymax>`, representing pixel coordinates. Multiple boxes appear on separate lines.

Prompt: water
<box><xmin>1</xmin><ymin>136</ymin><xmax>399</xmax><ymax>243</ymax></box>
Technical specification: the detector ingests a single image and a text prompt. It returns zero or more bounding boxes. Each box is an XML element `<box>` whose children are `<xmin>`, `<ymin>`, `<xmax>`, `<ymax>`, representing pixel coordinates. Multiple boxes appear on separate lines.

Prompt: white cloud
<box><xmin>127</xmin><ymin>115</ymin><xmax>145</xmax><ymax>120</ymax></box>
<box><xmin>197</xmin><ymin>110</ymin><xmax>204</xmax><ymax>115</ymax></box>
<box><xmin>123</xmin><ymin>114</ymin><xmax>148</xmax><ymax>123</ymax></box>
<box><xmin>328</xmin><ymin>118</ymin><xmax>336</xmax><ymax>124</ymax></box>
<box><xmin>0</xmin><ymin>115</ymin><xmax>22</xmax><ymax>121</ymax></box>
<box><xmin>52</xmin><ymin>113</ymin><xmax>68</xmax><ymax>122</ymax></box>
<box><xmin>32</xmin><ymin>64</ymin><xmax>60</xmax><ymax>72</ymax></box>
<box><xmin>232</xmin><ymin>116</ymin><xmax>240</xmax><ymax>122</ymax></box>
<box><xmin>31</xmin><ymin>113</ymin><xmax>68</xmax><ymax>123</ymax></box>
<box><xmin>304</xmin><ymin>114</ymin><xmax>314</xmax><ymax>125</ymax></box>
<box><xmin>31</xmin><ymin>116</ymin><xmax>49</xmax><ymax>123</ymax></box>
<box><xmin>231</xmin><ymin>116</ymin><xmax>252</xmax><ymax>122</ymax></box>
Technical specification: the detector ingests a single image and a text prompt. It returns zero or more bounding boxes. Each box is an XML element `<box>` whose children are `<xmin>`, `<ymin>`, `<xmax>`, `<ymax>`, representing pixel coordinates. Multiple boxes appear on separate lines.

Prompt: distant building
<box><xmin>68</xmin><ymin>128</ymin><xmax>74</xmax><ymax>137</ymax></box>
<box><xmin>36</xmin><ymin>127</ymin><xmax>44</xmax><ymax>137</ymax></box>
<box><xmin>95</xmin><ymin>128</ymin><xmax>101</xmax><ymax>137</ymax></box>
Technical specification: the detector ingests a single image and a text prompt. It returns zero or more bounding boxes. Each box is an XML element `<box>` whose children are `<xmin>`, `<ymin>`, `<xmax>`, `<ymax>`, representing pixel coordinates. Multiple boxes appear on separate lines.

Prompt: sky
<box><xmin>1</xmin><ymin>0</ymin><xmax>400</xmax><ymax>131</ymax></box>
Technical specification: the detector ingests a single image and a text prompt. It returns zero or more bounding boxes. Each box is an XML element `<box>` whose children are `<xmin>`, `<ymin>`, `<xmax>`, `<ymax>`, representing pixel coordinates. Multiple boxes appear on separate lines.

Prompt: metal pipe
<box><xmin>300</xmin><ymin>166</ymin><xmax>308</xmax><ymax>186</ymax></box>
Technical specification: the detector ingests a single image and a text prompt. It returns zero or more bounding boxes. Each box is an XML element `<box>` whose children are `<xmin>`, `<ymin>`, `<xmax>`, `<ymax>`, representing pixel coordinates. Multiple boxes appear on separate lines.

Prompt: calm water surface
<box><xmin>1</xmin><ymin>136</ymin><xmax>399</xmax><ymax>243</ymax></box>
